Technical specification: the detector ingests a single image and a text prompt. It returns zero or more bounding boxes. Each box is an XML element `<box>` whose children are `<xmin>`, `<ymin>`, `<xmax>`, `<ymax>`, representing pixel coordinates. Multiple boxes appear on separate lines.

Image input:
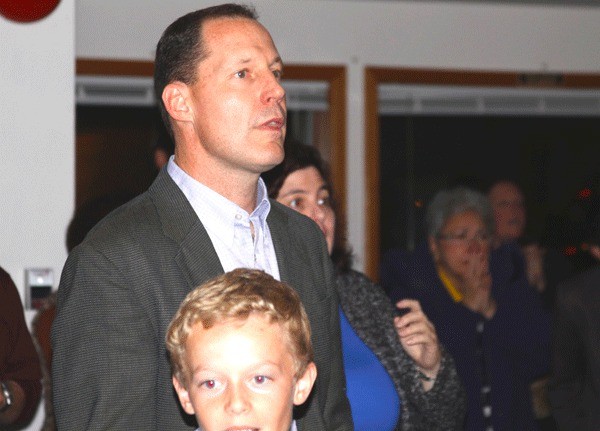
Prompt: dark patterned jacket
<box><xmin>336</xmin><ymin>270</ymin><xmax>466</xmax><ymax>430</ymax></box>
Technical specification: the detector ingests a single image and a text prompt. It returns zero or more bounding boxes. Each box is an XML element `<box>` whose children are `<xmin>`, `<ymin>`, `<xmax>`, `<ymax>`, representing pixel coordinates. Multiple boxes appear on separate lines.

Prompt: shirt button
<box><xmin>235</xmin><ymin>214</ymin><xmax>242</xmax><ymax>220</ymax></box>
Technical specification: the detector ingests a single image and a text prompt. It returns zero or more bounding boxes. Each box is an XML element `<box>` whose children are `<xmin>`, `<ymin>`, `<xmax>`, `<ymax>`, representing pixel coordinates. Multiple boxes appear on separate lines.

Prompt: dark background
<box><xmin>380</xmin><ymin>115</ymin><xmax>600</xmax><ymax>271</ymax></box>
<box><xmin>76</xmin><ymin>106</ymin><xmax>600</xmax><ymax>273</ymax></box>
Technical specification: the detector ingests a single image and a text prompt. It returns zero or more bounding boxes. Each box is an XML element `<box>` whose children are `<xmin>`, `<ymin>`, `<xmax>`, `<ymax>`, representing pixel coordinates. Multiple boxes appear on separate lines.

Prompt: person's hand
<box><xmin>394</xmin><ymin>299</ymin><xmax>442</xmax><ymax>380</ymax></box>
<box><xmin>460</xmin><ymin>254</ymin><xmax>496</xmax><ymax>318</ymax></box>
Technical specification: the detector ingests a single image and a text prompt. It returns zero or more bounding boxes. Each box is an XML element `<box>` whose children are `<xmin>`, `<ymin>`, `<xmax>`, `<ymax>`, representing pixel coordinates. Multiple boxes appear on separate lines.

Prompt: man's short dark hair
<box><xmin>153</xmin><ymin>3</ymin><xmax>258</xmax><ymax>137</ymax></box>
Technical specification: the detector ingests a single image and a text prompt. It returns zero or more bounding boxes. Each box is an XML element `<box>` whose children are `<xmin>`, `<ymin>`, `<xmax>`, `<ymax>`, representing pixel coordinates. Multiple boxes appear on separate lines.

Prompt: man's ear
<box><xmin>162</xmin><ymin>82</ymin><xmax>193</xmax><ymax>124</ymax></box>
<box><xmin>172</xmin><ymin>376</ymin><xmax>195</xmax><ymax>415</ymax></box>
<box><xmin>293</xmin><ymin>362</ymin><xmax>317</xmax><ymax>406</ymax></box>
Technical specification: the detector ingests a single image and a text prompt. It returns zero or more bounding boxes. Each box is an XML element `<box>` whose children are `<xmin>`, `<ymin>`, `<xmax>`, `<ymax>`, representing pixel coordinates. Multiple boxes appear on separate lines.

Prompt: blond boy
<box><xmin>166</xmin><ymin>268</ymin><xmax>317</xmax><ymax>431</ymax></box>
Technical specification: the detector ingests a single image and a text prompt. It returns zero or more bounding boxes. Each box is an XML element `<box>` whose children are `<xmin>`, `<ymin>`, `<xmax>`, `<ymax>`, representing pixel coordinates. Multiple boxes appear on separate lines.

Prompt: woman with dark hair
<box><xmin>263</xmin><ymin>142</ymin><xmax>465</xmax><ymax>431</ymax></box>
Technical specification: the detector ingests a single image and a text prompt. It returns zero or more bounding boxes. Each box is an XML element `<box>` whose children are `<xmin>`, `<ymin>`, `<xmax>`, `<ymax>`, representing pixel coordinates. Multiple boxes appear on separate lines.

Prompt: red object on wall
<box><xmin>0</xmin><ymin>0</ymin><xmax>60</xmax><ymax>23</ymax></box>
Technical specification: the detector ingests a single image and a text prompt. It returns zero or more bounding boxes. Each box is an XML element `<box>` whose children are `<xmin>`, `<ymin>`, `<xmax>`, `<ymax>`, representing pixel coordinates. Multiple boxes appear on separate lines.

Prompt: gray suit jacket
<box><xmin>51</xmin><ymin>169</ymin><xmax>353</xmax><ymax>431</ymax></box>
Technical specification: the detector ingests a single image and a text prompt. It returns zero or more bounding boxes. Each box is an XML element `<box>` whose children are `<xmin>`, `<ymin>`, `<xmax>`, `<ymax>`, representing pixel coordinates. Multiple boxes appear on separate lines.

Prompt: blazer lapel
<box><xmin>149</xmin><ymin>169</ymin><xmax>224</xmax><ymax>290</ymax></box>
<box><xmin>268</xmin><ymin>201</ymin><xmax>312</xmax><ymax>287</ymax></box>
<box><xmin>175</xmin><ymin>226</ymin><xmax>224</xmax><ymax>290</ymax></box>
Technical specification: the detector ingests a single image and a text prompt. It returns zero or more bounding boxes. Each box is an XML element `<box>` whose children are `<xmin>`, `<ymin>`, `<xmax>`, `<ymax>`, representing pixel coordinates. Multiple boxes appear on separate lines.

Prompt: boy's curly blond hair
<box><xmin>166</xmin><ymin>268</ymin><xmax>313</xmax><ymax>386</ymax></box>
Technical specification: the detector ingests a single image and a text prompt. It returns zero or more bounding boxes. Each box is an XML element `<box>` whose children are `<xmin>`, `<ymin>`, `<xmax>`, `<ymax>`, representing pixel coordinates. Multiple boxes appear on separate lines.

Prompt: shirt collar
<box><xmin>437</xmin><ymin>267</ymin><xmax>463</xmax><ymax>303</ymax></box>
<box><xmin>167</xmin><ymin>156</ymin><xmax>272</xmax><ymax>244</ymax></box>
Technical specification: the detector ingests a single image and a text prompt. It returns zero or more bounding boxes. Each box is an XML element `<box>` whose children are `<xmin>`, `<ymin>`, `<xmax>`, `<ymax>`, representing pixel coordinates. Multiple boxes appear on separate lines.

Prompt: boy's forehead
<box><xmin>190</xmin><ymin>313</ymin><xmax>288</xmax><ymax>345</ymax></box>
<box><xmin>185</xmin><ymin>313</ymin><xmax>296</xmax><ymax>370</ymax></box>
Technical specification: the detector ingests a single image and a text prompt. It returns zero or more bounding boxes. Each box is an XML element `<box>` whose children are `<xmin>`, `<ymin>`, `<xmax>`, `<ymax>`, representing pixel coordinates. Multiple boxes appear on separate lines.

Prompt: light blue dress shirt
<box><xmin>167</xmin><ymin>156</ymin><xmax>280</xmax><ymax>280</ymax></box>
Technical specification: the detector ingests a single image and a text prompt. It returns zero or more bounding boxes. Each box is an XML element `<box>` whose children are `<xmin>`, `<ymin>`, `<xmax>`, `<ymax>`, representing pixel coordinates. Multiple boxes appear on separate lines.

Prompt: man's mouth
<box><xmin>224</xmin><ymin>427</ymin><xmax>259</xmax><ymax>431</ymax></box>
<box><xmin>261</xmin><ymin>117</ymin><xmax>285</xmax><ymax>129</ymax></box>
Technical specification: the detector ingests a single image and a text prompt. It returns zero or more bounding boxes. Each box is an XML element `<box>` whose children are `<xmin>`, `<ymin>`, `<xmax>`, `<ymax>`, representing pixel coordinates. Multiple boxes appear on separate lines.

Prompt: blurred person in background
<box><xmin>1</xmin><ymin>267</ymin><xmax>42</xmax><ymax>428</ymax></box>
<box><xmin>387</xmin><ymin>186</ymin><xmax>551</xmax><ymax>431</ymax></box>
<box><xmin>549</xmin><ymin>203</ymin><xmax>600</xmax><ymax>431</ymax></box>
<box><xmin>487</xmin><ymin>179</ymin><xmax>573</xmax><ymax>311</ymax></box>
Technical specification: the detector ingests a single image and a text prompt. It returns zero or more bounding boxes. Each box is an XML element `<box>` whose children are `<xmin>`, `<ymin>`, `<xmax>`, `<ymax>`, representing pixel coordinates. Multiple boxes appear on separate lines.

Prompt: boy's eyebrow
<box><xmin>190</xmin><ymin>365</ymin><xmax>213</xmax><ymax>377</ymax></box>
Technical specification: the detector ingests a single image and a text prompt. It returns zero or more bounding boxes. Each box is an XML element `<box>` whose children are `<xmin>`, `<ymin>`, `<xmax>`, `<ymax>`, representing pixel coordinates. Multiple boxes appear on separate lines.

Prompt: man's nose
<box><xmin>261</xmin><ymin>73</ymin><xmax>286</xmax><ymax>104</ymax></box>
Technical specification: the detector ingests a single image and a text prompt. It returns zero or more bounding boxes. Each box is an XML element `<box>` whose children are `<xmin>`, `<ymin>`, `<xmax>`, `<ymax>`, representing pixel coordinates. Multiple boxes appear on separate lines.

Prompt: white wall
<box><xmin>0</xmin><ymin>1</ymin><xmax>75</xmax><ymax>429</ymax></box>
<box><xmin>1</xmin><ymin>3</ymin><xmax>75</xmax><ymax>290</ymax></box>
<box><xmin>1</xmin><ymin>2</ymin><xmax>75</xmax><ymax>287</ymax></box>
<box><xmin>75</xmin><ymin>0</ymin><xmax>600</xmax><ymax>270</ymax></box>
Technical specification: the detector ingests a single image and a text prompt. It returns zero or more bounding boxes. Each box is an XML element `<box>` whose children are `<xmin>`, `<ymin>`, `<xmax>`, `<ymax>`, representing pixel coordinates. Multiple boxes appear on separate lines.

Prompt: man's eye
<box><xmin>272</xmin><ymin>69</ymin><xmax>282</xmax><ymax>80</ymax></box>
<box><xmin>236</xmin><ymin>70</ymin><xmax>247</xmax><ymax>78</ymax></box>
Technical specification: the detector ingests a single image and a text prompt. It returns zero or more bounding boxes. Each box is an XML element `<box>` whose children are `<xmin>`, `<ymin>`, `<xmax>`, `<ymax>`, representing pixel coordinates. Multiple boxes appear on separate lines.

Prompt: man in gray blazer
<box><xmin>52</xmin><ymin>4</ymin><xmax>353</xmax><ymax>430</ymax></box>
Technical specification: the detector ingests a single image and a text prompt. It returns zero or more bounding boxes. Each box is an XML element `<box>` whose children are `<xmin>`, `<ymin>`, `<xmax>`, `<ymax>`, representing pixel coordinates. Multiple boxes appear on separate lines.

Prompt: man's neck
<box><xmin>173</xmin><ymin>156</ymin><xmax>258</xmax><ymax>213</ymax></box>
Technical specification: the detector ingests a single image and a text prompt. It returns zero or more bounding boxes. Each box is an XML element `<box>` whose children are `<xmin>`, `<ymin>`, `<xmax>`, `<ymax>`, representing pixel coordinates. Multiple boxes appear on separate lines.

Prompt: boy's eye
<box><xmin>289</xmin><ymin>198</ymin><xmax>301</xmax><ymax>209</ymax></box>
<box><xmin>253</xmin><ymin>375</ymin><xmax>270</xmax><ymax>385</ymax></box>
<box><xmin>201</xmin><ymin>380</ymin><xmax>217</xmax><ymax>389</ymax></box>
<box><xmin>196</xmin><ymin>377</ymin><xmax>226</xmax><ymax>396</ymax></box>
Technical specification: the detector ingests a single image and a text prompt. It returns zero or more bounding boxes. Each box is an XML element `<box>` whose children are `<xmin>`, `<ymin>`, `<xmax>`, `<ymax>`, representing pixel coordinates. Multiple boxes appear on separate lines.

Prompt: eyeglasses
<box><xmin>437</xmin><ymin>231</ymin><xmax>490</xmax><ymax>244</ymax></box>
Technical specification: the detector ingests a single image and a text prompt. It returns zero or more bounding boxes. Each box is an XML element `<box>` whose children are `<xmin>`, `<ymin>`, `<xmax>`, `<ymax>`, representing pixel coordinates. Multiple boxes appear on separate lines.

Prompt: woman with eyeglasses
<box><xmin>263</xmin><ymin>142</ymin><xmax>466</xmax><ymax>431</ymax></box>
<box><xmin>386</xmin><ymin>187</ymin><xmax>552</xmax><ymax>431</ymax></box>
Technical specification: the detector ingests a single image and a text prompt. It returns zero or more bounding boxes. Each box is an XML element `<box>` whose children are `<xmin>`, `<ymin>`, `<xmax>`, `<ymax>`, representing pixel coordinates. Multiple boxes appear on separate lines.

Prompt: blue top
<box><xmin>340</xmin><ymin>308</ymin><xmax>401</xmax><ymax>431</ymax></box>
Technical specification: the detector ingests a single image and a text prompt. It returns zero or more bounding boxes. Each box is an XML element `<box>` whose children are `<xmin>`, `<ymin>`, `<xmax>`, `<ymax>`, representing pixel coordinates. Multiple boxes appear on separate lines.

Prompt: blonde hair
<box><xmin>166</xmin><ymin>268</ymin><xmax>313</xmax><ymax>386</ymax></box>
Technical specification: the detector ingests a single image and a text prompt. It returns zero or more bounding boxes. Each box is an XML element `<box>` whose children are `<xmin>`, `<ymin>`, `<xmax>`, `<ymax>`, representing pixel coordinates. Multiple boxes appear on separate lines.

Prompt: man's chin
<box><xmin>260</xmin><ymin>150</ymin><xmax>285</xmax><ymax>171</ymax></box>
